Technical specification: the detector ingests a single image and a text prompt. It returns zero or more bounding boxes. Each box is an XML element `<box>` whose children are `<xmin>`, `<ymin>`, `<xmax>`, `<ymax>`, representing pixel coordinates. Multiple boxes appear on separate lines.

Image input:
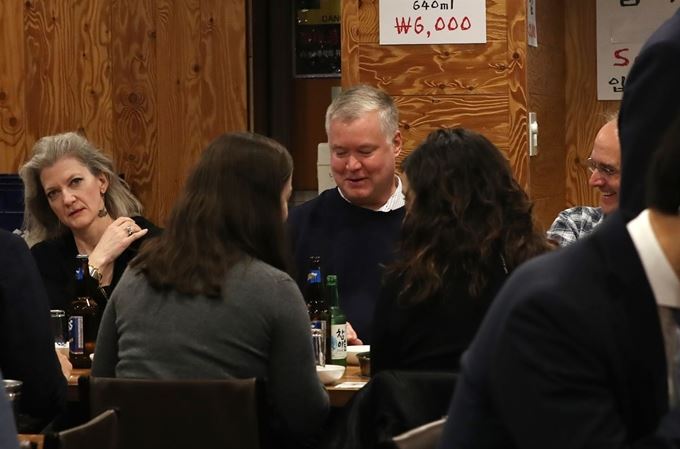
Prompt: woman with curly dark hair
<box><xmin>371</xmin><ymin>128</ymin><xmax>549</xmax><ymax>374</ymax></box>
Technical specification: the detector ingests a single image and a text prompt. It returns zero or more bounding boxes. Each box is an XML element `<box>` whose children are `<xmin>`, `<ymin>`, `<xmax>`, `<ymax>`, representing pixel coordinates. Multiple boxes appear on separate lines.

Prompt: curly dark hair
<box><xmin>389</xmin><ymin>128</ymin><xmax>549</xmax><ymax>304</ymax></box>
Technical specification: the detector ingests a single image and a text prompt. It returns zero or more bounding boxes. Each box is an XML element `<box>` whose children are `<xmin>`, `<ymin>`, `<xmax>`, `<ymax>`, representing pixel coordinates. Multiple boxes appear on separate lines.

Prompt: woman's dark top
<box><xmin>371</xmin><ymin>260</ymin><xmax>507</xmax><ymax>375</ymax></box>
<box><xmin>30</xmin><ymin>216</ymin><xmax>160</xmax><ymax>311</ymax></box>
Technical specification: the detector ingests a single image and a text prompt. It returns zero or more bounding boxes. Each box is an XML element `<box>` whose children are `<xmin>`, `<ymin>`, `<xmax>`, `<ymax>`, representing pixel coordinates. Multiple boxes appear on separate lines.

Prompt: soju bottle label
<box><xmin>69</xmin><ymin>316</ymin><xmax>85</xmax><ymax>354</ymax></box>
<box><xmin>331</xmin><ymin>323</ymin><xmax>347</xmax><ymax>360</ymax></box>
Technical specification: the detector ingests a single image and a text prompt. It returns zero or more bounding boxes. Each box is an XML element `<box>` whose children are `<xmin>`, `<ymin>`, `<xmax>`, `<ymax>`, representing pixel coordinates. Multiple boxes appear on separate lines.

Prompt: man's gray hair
<box><xmin>19</xmin><ymin>131</ymin><xmax>143</xmax><ymax>245</ymax></box>
<box><xmin>325</xmin><ymin>85</ymin><xmax>399</xmax><ymax>142</ymax></box>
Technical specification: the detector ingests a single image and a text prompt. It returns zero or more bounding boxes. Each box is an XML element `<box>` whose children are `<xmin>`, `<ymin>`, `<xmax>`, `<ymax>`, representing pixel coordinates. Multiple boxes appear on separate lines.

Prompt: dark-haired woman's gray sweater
<box><xmin>92</xmin><ymin>258</ymin><xmax>329</xmax><ymax>443</ymax></box>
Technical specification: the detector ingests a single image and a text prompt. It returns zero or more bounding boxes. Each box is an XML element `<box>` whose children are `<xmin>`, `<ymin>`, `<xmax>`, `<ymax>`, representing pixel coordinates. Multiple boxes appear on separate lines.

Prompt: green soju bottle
<box><xmin>327</xmin><ymin>275</ymin><xmax>347</xmax><ymax>366</ymax></box>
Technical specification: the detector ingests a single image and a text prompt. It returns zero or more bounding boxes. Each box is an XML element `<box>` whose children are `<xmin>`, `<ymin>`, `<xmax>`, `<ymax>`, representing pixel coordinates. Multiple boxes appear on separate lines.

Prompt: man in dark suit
<box><xmin>0</xmin><ymin>229</ymin><xmax>67</xmax><ymax>430</ymax></box>
<box><xmin>437</xmin><ymin>120</ymin><xmax>680</xmax><ymax>447</ymax></box>
<box><xmin>618</xmin><ymin>8</ymin><xmax>680</xmax><ymax>218</ymax></box>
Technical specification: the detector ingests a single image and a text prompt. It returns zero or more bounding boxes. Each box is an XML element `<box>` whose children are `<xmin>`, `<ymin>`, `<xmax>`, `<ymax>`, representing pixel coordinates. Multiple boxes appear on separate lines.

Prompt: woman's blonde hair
<box><xmin>20</xmin><ymin>132</ymin><xmax>142</xmax><ymax>245</ymax></box>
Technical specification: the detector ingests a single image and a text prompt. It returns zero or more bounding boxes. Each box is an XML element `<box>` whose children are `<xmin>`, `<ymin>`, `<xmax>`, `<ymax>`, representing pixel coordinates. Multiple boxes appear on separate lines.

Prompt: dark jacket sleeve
<box><xmin>0</xmin><ymin>231</ymin><xmax>66</xmax><ymax>423</ymax></box>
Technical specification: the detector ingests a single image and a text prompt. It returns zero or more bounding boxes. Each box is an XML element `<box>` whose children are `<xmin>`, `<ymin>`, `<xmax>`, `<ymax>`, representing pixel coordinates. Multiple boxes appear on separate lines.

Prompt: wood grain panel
<box><xmin>526</xmin><ymin>0</ymin><xmax>565</xmax><ymax>226</ymax></box>
<box><xmin>358</xmin><ymin>42</ymin><xmax>509</xmax><ymax>95</ymax></box>
<box><xmin>565</xmin><ymin>0</ymin><xmax>619</xmax><ymax>208</ymax></box>
<box><xmin>355</xmin><ymin>0</ymin><xmax>507</xmax><ymax>44</ymax></box>
<box><xmin>24</xmin><ymin>0</ymin><xmax>81</xmax><ymax>141</ymax></box>
<box><xmin>156</xmin><ymin>0</ymin><xmax>202</xmax><ymax>220</ymax></box>
<box><xmin>0</xmin><ymin>1</ymin><xmax>27</xmax><ymax>171</ymax></box>
<box><xmin>341</xmin><ymin>0</ymin><xmax>359</xmax><ymax>87</ymax></box>
<box><xmin>200</xmin><ymin>0</ymin><xmax>247</xmax><ymax>148</ymax></box>
<box><xmin>395</xmin><ymin>94</ymin><xmax>509</xmax><ymax>159</ymax></box>
<box><xmin>0</xmin><ymin>1</ymin><xmax>248</xmax><ymax>225</ymax></box>
<box><xmin>74</xmin><ymin>0</ymin><xmax>113</xmax><ymax>153</ymax></box>
<box><xmin>111</xmin><ymin>0</ymin><xmax>158</xmax><ymax>220</ymax></box>
<box><xmin>505</xmin><ymin>0</ymin><xmax>529</xmax><ymax>190</ymax></box>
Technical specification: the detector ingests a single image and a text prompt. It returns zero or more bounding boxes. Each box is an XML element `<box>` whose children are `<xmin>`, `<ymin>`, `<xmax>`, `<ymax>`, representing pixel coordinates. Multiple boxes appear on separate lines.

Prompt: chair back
<box><xmin>57</xmin><ymin>409</ymin><xmax>118</xmax><ymax>449</ymax></box>
<box><xmin>322</xmin><ymin>370</ymin><xmax>456</xmax><ymax>449</ymax></box>
<box><xmin>391</xmin><ymin>418</ymin><xmax>446</xmax><ymax>449</ymax></box>
<box><xmin>87</xmin><ymin>377</ymin><xmax>260</xmax><ymax>449</ymax></box>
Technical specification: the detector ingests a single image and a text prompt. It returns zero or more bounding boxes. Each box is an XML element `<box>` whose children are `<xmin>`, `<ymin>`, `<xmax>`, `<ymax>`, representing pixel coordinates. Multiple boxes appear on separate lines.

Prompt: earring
<box><xmin>98</xmin><ymin>192</ymin><xmax>108</xmax><ymax>217</ymax></box>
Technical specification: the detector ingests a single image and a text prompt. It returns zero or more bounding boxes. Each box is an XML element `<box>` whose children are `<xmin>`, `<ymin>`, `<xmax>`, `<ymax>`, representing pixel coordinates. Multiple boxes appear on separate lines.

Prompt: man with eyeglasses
<box><xmin>547</xmin><ymin>118</ymin><xmax>619</xmax><ymax>247</ymax></box>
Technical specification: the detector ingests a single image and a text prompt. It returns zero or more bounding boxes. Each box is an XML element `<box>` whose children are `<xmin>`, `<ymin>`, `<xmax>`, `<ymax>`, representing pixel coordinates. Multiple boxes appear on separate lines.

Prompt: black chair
<box><xmin>322</xmin><ymin>370</ymin><xmax>457</xmax><ymax>449</ymax></box>
<box><xmin>58</xmin><ymin>409</ymin><xmax>118</xmax><ymax>449</ymax></box>
<box><xmin>390</xmin><ymin>418</ymin><xmax>446</xmax><ymax>449</ymax></box>
<box><xmin>44</xmin><ymin>409</ymin><xmax>118</xmax><ymax>449</ymax></box>
<box><xmin>83</xmin><ymin>376</ymin><xmax>261</xmax><ymax>449</ymax></box>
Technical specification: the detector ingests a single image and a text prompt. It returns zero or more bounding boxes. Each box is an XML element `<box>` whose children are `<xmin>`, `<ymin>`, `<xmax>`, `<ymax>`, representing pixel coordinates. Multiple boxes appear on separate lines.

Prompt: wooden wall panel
<box><xmin>395</xmin><ymin>95</ymin><xmax>510</xmax><ymax>160</ymax></box>
<box><xmin>527</xmin><ymin>0</ymin><xmax>565</xmax><ymax>229</ymax></box>
<box><xmin>24</xmin><ymin>1</ymin><xmax>82</xmax><ymax>141</ymax></box>
<box><xmin>74</xmin><ymin>0</ymin><xmax>113</xmax><ymax>153</ymax></box>
<box><xmin>0</xmin><ymin>1</ymin><xmax>247</xmax><ymax>226</ymax></box>
<box><xmin>0</xmin><ymin>1</ymin><xmax>27</xmax><ymax>169</ymax></box>
<box><xmin>565</xmin><ymin>0</ymin><xmax>619</xmax><ymax>209</ymax></box>
<box><xmin>156</xmin><ymin>0</ymin><xmax>202</xmax><ymax>221</ymax></box>
<box><xmin>341</xmin><ymin>0</ymin><xmax>360</xmax><ymax>85</ymax></box>
<box><xmin>504</xmin><ymin>0</ymin><xmax>528</xmax><ymax>189</ymax></box>
<box><xmin>358</xmin><ymin>42</ymin><xmax>509</xmax><ymax>96</ymax></box>
<box><xmin>342</xmin><ymin>0</ymin><xmax>532</xmax><ymax>202</ymax></box>
<box><xmin>111</xmin><ymin>0</ymin><xmax>159</xmax><ymax>220</ymax></box>
<box><xmin>200</xmin><ymin>0</ymin><xmax>247</xmax><ymax>148</ymax></box>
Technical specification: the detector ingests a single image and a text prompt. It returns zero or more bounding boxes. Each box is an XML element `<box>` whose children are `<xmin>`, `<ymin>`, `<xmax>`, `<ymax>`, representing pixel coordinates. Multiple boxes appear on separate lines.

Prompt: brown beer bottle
<box><xmin>305</xmin><ymin>256</ymin><xmax>330</xmax><ymax>364</ymax></box>
<box><xmin>68</xmin><ymin>254</ymin><xmax>100</xmax><ymax>368</ymax></box>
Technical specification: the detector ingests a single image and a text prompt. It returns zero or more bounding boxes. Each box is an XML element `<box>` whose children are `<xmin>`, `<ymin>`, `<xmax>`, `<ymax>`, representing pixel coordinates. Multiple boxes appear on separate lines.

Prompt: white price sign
<box><xmin>379</xmin><ymin>0</ymin><xmax>487</xmax><ymax>45</ymax></box>
<box><xmin>596</xmin><ymin>0</ymin><xmax>679</xmax><ymax>100</ymax></box>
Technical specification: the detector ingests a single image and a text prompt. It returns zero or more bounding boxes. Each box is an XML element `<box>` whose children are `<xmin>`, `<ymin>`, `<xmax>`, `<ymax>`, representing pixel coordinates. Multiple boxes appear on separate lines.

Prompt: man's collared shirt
<box><xmin>628</xmin><ymin>209</ymin><xmax>680</xmax><ymax>407</ymax></box>
<box><xmin>337</xmin><ymin>176</ymin><xmax>405</xmax><ymax>212</ymax></box>
<box><xmin>547</xmin><ymin>206</ymin><xmax>605</xmax><ymax>247</ymax></box>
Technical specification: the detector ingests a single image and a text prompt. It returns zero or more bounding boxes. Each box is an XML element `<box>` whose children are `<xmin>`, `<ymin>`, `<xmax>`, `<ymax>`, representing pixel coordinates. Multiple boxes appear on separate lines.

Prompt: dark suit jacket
<box><xmin>619</xmin><ymin>9</ymin><xmax>680</xmax><ymax>218</ymax></box>
<box><xmin>438</xmin><ymin>212</ymin><xmax>680</xmax><ymax>449</ymax></box>
<box><xmin>0</xmin><ymin>229</ymin><xmax>66</xmax><ymax>425</ymax></box>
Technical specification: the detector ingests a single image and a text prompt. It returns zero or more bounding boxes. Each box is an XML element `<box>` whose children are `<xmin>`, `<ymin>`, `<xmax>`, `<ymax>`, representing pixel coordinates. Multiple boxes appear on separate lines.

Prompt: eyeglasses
<box><xmin>587</xmin><ymin>158</ymin><xmax>619</xmax><ymax>177</ymax></box>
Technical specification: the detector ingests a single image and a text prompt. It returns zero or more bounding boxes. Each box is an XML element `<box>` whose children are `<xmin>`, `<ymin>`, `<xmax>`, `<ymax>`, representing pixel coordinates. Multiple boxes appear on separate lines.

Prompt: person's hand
<box><xmin>346</xmin><ymin>321</ymin><xmax>363</xmax><ymax>346</ymax></box>
<box><xmin>89</xmin><ymin>217</ymin><xmax>148</xmax><ymax>284</ymax></box>
<box><xmin>55</xmin><ymin>349</ymin><xmax>72</xmax><ymax>380</ymax></box>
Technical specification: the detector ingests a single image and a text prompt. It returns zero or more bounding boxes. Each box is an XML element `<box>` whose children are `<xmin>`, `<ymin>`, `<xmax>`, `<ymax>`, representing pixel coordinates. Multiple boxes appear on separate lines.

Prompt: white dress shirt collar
<box><xmin>337</xmin><ymin>176</ymin><xmax>405</xmax><ymax>212</ymax></box>
<box><xmin>627</xmin><ymin>209</ymin><xmax>680</xmax><ymax>309</ymax></box>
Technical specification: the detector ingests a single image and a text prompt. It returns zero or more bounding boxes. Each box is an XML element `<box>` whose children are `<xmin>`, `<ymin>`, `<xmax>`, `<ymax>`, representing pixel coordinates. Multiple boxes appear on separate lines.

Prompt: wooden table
<box><xmin>326</xmin><ymin>365</ymin><xmax>368</xmax><ymax>407</ymax></box>
<box><xmin>17</xmin><ymin>434</ymin><xmax>44</xmax><ymax>449</ymax></box>
<box><xmin>68</xmin><ymin>365</ymin><xmax>367</xmax><ymax>407</ymax></box>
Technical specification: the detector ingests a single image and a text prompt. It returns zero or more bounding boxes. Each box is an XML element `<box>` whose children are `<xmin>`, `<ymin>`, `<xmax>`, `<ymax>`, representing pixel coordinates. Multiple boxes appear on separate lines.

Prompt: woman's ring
<box><xmin>126</xmin><ymin>225</ymin><xmax>133</xmax><ymax>236</ymax></box>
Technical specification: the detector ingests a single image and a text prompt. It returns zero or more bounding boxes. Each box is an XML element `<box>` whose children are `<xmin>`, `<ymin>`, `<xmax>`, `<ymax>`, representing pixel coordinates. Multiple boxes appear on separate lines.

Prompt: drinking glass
<box><xmin>50</xmin><ymin>309</ymin><xmax>69</xmax><ymax>357</ymax></box>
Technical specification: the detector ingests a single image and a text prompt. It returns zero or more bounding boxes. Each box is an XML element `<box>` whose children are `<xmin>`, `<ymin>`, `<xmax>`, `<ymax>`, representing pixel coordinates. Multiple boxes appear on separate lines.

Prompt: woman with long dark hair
<box><xmin>371</xmin><ymin>128</ymin><xmax>549</xmax><ymax>374</ymax></box>
<box><xmin>92</xmin><ymin>132</ymin><xmax>328</xmax><ymax>445</ymax></box>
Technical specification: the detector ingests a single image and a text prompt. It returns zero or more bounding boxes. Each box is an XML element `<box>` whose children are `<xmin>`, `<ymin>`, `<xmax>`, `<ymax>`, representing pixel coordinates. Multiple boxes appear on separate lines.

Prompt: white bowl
<box><xmin>347</xmin><ymin>345</ymin><xmax>370</xmax><ymax>365</ymax></box>
<box><xmin>316</xmin><ymin>365</ymin><xmax>346</xmax><ymax>385</ymax></box>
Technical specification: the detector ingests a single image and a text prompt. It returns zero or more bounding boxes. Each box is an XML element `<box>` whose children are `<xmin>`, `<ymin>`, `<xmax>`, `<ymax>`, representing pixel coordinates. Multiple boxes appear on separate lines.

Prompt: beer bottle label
<box><xmin>331</xmin><ymin>323</ymin><xmax>347</xmax><ymax>360</ymax></box>
<box><xmin>310</xmin><ymin>319</ymin><xmax>327</xmax><ymax>334</ymax></box>
<box><xmin>307</xmin><ymin>269</ymin><xmax>322</xmax><ymax>284</ymax></box>
<box><xmin>69</xmin><ymin>316</ymin><xmax>85</xmax><ymax>354</ymax></box>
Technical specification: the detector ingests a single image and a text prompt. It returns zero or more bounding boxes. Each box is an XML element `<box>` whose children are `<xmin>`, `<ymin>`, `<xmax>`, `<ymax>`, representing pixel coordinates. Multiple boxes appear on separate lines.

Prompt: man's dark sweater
<box><xmin>288</xmin><ymin>188</ymin><xmax>404</xmax><ymax>343</ymax></box>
